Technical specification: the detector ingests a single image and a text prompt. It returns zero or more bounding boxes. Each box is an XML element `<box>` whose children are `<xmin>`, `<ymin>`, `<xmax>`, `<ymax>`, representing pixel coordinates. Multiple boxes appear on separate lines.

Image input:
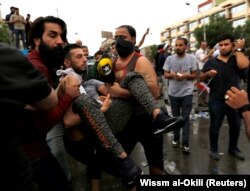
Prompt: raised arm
<box><xmin>136</xmin><ymin>28</ymin><xmax>150</xmax><ymax>48</ymax></box>
<box><xmin>234</xmin><ymin>39</ymin><xmax>249</xmax><ymax>69</ymax></box>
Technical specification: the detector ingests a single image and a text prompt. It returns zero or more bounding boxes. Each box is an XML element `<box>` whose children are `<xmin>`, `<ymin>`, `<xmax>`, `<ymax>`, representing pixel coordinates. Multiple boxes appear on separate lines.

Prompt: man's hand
<box><xmin>207</xmin><ymin>69</ymin><xmax>217</xmax><ymax>77</ymax></box>
<box><xmin>64</xmin><ymin>75</ymin><xmax>81</xmax><ymax>98</ymax></box>
<box><xmin>174</xmin><ymin>72</ymin><xmax>187</xmax><ymax>81</ymax></box>
<box><xmin>106</xmin><ymin>82</ymin><xmax>124</xmax><ymax>98</ymax></box>
<box><xmin>144</xmin><ymin>28</ymin><xmax>150</xmax><ymax>36</ymax></box>
<box><xmin>59</xmin><ymin>75</ymin><xmax>81</xmax><ymax>98</ymax></box>
<box><xmin>225</xmin><ymin>87</ymin><xmax>249</xmax><ymax>109</ymax></box>
<box><xmin>234</xmin><ymin>38</ymin><xmax>245</xmax><ymax>50</ymax></box>
<box><xmin>99</xmin><ymin>94</ymin><xmax>112</xmax><ymax>112</ymax></box>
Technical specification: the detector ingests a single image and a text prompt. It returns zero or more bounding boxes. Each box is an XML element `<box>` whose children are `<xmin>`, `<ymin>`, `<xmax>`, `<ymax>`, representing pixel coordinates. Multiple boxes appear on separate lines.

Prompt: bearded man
<box><xmin>163</xmin><ymin>37</ymin><xmax>197</xmax><ymax>154</ymax></box>
<box><xmin>20</xmin><ymin>16</ymin><xmax>80</xmax><ymax>191</ymax></box>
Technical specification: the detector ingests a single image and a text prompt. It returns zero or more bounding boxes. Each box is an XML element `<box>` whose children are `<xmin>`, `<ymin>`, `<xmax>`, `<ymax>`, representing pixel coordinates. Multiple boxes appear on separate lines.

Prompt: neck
<box><xmin>218</xmin><ymin>54</ymin><xmax>230</xmax><ymax>62</ymax></box>
<box><xmin>177</xmin><ymin>53</ymin><xmax>186</xmax><ymax>57</ymax></box>
<box><xmin>119</xmin><ymin>51</ymin><xmax>135</xmax><ymax>61</ymax></box>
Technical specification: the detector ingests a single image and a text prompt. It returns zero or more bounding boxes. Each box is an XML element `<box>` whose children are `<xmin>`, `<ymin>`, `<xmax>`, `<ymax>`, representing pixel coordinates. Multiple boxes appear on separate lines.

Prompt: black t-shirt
<box><xmin>5</xmin><ymin>13</ymin><xmax>14</xmax><ymax>30</ymax></box>
<box><xmin>0</xmin><ymin>43</ymin><xmax>52</xmax><ymax>190</ymax></box>
<box><xmin>202</xmin><ymin>55</ymin><xmax>245</xmax><ymax>100</ymax></box>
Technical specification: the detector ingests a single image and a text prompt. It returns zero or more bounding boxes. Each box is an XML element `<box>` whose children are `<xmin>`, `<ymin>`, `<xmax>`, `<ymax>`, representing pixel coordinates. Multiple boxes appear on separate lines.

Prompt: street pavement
<box><xmin>68</xmin><ymin>105</ymin><xmax>250</xmax><ymax>190</ymax></box>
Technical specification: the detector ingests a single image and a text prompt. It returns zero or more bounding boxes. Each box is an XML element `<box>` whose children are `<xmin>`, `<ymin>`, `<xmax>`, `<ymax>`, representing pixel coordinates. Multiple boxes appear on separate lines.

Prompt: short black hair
<box><xmin>176</xmin><ymin>37</ymin><xmax>188</xmax><ymax>45</ymax></box>
<box><xmin>217</xmin><ymin>33</ymin><xmax>234</xmax><ymax>43</ymax></box>
<box><xmin>63</xmin><ymin>43</ymin><xmax>82</xmax><ymax>59</ymax></box>
<box><xmin>157</xmin><ymin>44</ymin><xmax>165</xmax><ymax>50</ymax></box>
<box><xmin>116</xmin><ymin>25</ymin><xmax>136</xmax><ymax>38</ymax></box>
<box><xmin>94</xmin><ymin>50</ymin><xmax>103</xmax><ymax>57</ymax></box>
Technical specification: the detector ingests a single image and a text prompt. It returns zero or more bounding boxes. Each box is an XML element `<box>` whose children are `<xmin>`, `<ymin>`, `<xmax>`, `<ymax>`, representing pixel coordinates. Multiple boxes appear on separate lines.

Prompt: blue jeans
<box><xmin>209</xmin><ymin>98</ymin><xmax>242</xmax><ymax>153</ymax></box>
<box><xmin>14</xmin><ymin>29</ymin><xmax>26</xmax><ymax>49</ymax></box>
<box><xmin>169</xmin><ymin>94</ymin><xmax>193</xmax><ymax>145</ymax></box>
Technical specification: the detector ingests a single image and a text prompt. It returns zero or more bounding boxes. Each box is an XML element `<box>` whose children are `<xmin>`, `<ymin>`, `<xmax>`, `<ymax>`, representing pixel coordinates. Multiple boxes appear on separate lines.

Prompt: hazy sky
<box><xmin>1</xmin><ymin>0</ymin><xmax>204</xmax><ymax>54</ymax></box>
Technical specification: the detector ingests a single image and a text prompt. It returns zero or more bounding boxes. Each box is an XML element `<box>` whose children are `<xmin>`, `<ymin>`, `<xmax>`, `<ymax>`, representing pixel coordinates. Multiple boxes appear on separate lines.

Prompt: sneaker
<box><xmin>118</xmin><ymin>157</ymin><xmax>143</xmax><ymax>189</ymax></box>
<box><xmin>228</xmin><ymin>149</ymin><xmax>245</xmax><ymax>161</ymax></box>
<box><xmin>181</xmin><ymin>143</ymin><xmax>190</xmax><ymax>154</ymax></box>
<box><xmin>154</xmin><ymin>111</ymin><xmax>185</xmax><ymax>136</ymax></box>
<box><xmin>182</xmin><ymin>146</ymin><xmax>190</xmax><ymax>154</ymax></box>
<box><xmin>172</xmin><ymin>140</ymin><xmax>180</xmax><ymax>148</ymax></box>
<box><xmin>209</xmin><ymin>151</ymin><xmax>220</xmax><ymax>161</ymax></box>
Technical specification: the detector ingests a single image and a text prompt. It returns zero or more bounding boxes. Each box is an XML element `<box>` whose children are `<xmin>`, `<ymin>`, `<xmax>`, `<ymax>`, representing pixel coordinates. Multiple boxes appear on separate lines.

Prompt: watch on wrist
<box><xmin>238</xmin><ymin>104</ymin><xmax>250</xmax><ymax>118</ymax></box>
<box><xmin>235</xmin><ymin>48</ymin><xmax>243</xmax><ymax>52</ymax></box>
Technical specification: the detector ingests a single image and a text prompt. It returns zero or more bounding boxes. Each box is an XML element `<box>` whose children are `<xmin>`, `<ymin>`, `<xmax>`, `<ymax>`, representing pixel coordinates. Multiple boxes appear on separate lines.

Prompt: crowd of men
<box><xmin>1</xmin><ymin>5</ymin><xmax>250</xmax><ymax>191</ymax></box>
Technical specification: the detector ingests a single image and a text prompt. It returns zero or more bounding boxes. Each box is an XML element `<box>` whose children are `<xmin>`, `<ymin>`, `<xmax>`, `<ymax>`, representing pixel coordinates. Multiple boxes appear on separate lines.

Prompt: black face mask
<box><xmin>115</xmin><ymin>37</ymin><xmax>135</xmax><ymax>57</ymax></box>
<box><xmin>39</xmin><ymin>40</ymin><xmax>64</xmax><ymax>69</ymax></box>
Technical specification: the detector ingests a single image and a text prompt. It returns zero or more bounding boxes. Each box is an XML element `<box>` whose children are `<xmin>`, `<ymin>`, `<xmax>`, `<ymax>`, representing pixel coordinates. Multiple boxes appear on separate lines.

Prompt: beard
<box><xmin>74</xmin><ymin>66</ymin><xmax>87</xmax><ymax>75</ymax></box>
<box><xmin>176</xmin><ymin>49</ymin><xmax>185</xmax><ymax>56</ymax></box>
<box><xmin>220</xmin><ymin>50</ymin><xmax>232</xmax><ymax>56</ymax></box>
<box><xmin>39</xmin><ymin>40</ymin><xmax>64</xmax><ymax>69</ymax></box>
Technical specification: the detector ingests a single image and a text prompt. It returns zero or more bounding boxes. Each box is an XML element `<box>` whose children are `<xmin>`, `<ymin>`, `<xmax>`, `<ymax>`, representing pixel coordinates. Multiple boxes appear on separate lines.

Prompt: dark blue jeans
<box><xmin>169</xmin><ymin>94</ymin><xmax>193</xmax><ymax>145</ymax></box>
<box><xmin>14</xmin><ymin>29</ymin><xmax>26</xmax><ymax>49</ymax></box>
<box><xmin>209</xmin><ymin>98</ymin><xmax>242</xmax><ymax>153</ymax></box>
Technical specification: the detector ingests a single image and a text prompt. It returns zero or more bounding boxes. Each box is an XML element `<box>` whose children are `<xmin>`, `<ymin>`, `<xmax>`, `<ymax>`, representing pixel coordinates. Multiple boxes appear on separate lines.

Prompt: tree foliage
<box><xmin>193</xmin><ymin>15</ymin><xmax>233</xmax><ymax>48</ymax></box>
<box><xmin>0</xmin><ymin>23</ymin><xmax>11</xmax><ymax>44</ymax></box>
<box><xmin>193</xmin><ymin>15</ymin><xmax>250</xmax><ymax>49</ymax></box>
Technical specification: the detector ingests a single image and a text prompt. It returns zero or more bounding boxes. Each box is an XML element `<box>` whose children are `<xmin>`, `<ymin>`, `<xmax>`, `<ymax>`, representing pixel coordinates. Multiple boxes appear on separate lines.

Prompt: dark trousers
<box><xmin>169</xmin><ymin>94</ymin><xmax>193</xmax><ymax>144</ymax></box>
<box><xmin>30</xmin><ymin>155</ymin><xmax>71</xmax><ymax>191</ymax></box>
<box><xmin>209</xmin><ymin>98</ymin><xmax>242</xmax><ymax>152</ymax></box>
<box><xmin>118</xmin><ymin>112</ymin><xmax>164</xmax><ymax>169</ymax></box>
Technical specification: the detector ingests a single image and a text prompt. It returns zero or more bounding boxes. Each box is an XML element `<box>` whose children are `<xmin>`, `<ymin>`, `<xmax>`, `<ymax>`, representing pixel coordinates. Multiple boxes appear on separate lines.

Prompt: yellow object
<box><xmin>97</xmin><ymin>57</ymin><xmax>113</xmax><ymax>76</ymax></box>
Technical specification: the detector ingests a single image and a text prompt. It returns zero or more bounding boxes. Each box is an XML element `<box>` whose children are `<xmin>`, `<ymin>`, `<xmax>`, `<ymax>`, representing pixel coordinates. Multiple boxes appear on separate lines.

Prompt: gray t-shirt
<box><xmin>163</xmin><ymin>53</ymin><xmax>197</xmax><ymax>97</ymax></box>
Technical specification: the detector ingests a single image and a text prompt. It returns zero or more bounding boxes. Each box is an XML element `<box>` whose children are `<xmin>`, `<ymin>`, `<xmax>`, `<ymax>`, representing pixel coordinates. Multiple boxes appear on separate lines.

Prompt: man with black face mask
<box><xmin>115</xmin><ymin>37</ymin><xmax>135</xmax><ymax>57</ymax></box>
<box><xmin>20</xmin><ymin>16</ymin><xmax>81</xmax><ymax>191</ymax></box>
<box><xmin>200</xmin><ymin>34</ymin><xmax>249</xmax><ymax>161</ymax></box>
<box><xmin>106</xmin><ymin>25</ymin><xmax>184</xmax><ymax>176</ymax></box>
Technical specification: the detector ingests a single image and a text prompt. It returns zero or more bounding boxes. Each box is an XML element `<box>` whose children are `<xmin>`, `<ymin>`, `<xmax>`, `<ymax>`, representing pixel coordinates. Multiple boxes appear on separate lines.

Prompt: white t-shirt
<box><xmin>195</xmin><ymin>48</ymin><xmax>208</xmax><ymax>70</ymax></box>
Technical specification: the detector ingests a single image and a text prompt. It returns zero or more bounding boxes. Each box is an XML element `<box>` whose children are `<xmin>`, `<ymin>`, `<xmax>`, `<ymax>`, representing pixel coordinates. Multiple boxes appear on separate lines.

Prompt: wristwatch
<box><xmin>235</xmin><ymin>48</ymin><xmax>242</xmax><ymax>52</ymax></box>
<box><xmin>238</xmin><ymin>104</ymin><xmax>250</xmax><ymax>118</ymax></box>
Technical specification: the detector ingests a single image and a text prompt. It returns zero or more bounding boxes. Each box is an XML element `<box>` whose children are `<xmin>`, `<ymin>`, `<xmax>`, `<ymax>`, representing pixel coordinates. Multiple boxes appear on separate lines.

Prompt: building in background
<box><xmin>160</xmin><ymin>0</ymin><xmax>250</xmax><ymax>50</ymax></box>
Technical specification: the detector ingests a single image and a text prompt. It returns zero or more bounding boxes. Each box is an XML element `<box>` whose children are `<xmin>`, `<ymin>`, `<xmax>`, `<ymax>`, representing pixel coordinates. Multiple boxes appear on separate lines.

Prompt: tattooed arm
<box><xmin>135</xmin><ymin>56</ymin><xmax>159</xmax><ymax>98</ymax></box>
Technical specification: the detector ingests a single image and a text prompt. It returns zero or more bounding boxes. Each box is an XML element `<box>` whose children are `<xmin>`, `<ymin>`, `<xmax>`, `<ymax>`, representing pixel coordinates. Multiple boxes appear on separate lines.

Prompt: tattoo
<box><xmin>141</xmin><ymin>72</ymin><xmax>153</xmax><ymax>85</ymax></box>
